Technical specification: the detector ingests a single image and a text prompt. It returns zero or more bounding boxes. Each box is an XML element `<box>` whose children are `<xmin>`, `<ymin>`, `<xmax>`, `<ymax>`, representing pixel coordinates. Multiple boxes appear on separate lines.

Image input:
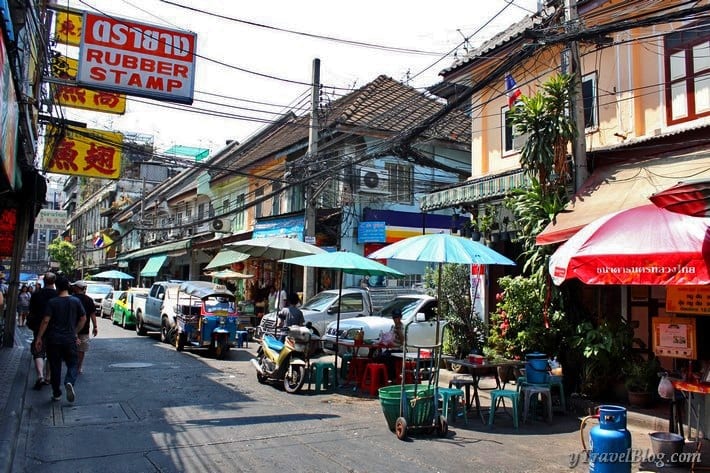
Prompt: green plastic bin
<box><xmin>378</xmin><ymin>384</ymin><xmax>435</xmax><ymax>431</ymax></box>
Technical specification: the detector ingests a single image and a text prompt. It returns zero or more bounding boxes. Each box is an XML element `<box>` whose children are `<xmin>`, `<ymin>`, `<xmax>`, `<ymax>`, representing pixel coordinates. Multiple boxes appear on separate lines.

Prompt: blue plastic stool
<box><xmin>438</xmin><ymin>387</ymin><xmax>467</xmax><ymax>425</ymax></box>
<box><xmin>488</xmin><ymin>389</ymin><xmax>520</xmax><ymax>429</ymax></box>
<box><xmin>310</xmin><ymin>362</ymin><xmax>336</xmax><ymax>393</ymax></box>
<box><xmin>236</xmin><ymin>331</ymin><xmax>249</xmax><ymax>348</ymax></box>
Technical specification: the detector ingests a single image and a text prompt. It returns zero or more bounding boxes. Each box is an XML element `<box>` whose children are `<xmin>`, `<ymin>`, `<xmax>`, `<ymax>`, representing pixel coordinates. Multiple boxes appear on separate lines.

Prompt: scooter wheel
<box><xmin>395</xmin><ymin>417</ymin><xmax>407</xmax><ymax>440</ymax></box>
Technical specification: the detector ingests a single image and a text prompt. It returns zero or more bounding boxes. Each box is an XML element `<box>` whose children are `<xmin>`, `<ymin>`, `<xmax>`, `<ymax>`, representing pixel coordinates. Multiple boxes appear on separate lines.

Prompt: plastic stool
<box><xmin>340</xmin><ymin>353</ymin><xmax>353</xmax><ymax>380</ymax></box>
<box><xmin>547</xmin><ymin>375</ymin><xmax>566</xmax><ymax>413</ymax></box>
<box><xmin>345</xmin><ymin>357</ymin><xmax>370</xmax><ymax>386</ymax></box>
<box><xmin>236</xmin><ymin>331</ymin><xmax>249</xmax><ymax>348</ymax></box>
<box><xmin>310</xmin><ymin>362</ymin><xmax>336</xmax><ymax>393</ymax></box>
<box><xmin>488</xmin><ymin>389</ymin><xmax>520</xmax><ymax>428</ymax></box>
<box><xmin>521</xmin><ymin>385</ymin><xmax>552</xmax><ymax>423</ymax></box>
<box><xmin>360</xmin><ymin>363</ymin><xmax>388</xmax><ymax>396</ymax></box>
<box><xmin>448</xmin><ymin>374</ymin><xmax>475</xmax><ymax>410</ymax></box>
<box><xmin>438</xmin><ymin>387</ymin><xmax>467</xmax><ymax>425</ymax></box>
<box><xmin>394</xmin><ymin>360</ymin><xmax>416</xmax><ymax>384</ymax></box>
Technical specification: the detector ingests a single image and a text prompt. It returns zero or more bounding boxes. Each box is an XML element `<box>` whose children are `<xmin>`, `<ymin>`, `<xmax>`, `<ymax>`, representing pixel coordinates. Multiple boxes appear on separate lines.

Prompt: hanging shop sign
<box><xmin>0</xmin><ymin>30</ymin><xmax>18</xmax><ymax>190</ymax></box>
<box><xmin>43</xmin><ymin>125</ymin><xmax>123</xmax><ymax>179</ymax></box>
<box><xmin>35</xmin><ymin>209</ymin><xmax>68</xmax><ymax>231</ymax></box>
<box><xmin>77</xmin><ymin>12</ymin><xmax>197</xmax><ymax>104</ymax></box>
<box><xmin>665</xmin><ymin>285</ymin><xmax>710</xmax><ymax>316</ymax></box>
<box><xmin>0</xmin><ymin>208</ymin><xmax>16</xmax><ymax>256</ymax></box>
<box><xmin>51</xmin><ymin>55</ymin><xmax>126</xmax><ymax>114</ymax></box>
<box><xmin>53</xmin><ymin>7</ymin><xmax>83</xmax><ymax>46</ymax></box>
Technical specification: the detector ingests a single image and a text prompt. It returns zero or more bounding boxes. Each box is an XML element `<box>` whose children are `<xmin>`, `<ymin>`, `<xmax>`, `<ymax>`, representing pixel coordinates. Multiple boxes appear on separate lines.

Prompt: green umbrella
<box><xmin>280</xmin><ymin>251</ymin><xmax>404</xmax><ymax>381</ymax></box>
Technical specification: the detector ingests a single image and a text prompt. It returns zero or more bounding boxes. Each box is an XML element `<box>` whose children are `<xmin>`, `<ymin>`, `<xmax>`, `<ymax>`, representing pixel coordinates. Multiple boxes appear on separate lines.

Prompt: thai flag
<box><xmin>93</xmin><ymin>234</ymin><xmax>104</xmax><ymax>248</ymax></box>
<box><xmin>505</xmin><ymin>74</ymin><xmax>522</xmax><ymax>108</ymax></box>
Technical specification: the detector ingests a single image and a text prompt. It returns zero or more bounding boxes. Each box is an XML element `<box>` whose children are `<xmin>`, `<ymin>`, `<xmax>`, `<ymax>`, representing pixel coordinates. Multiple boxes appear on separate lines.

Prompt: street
<box><xmin>9</xmin><ymin>318</ymin><xmax>672</xmax><ymax>473</ymax></box>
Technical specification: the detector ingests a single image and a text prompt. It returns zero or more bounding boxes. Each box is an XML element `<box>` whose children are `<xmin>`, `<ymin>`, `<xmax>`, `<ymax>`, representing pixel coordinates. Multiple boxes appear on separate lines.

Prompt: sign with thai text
<box><xmin>653</xmin><ymin>316</ymin><xmax>697</xmax><ymax>359</ymax></box>
<box><xmin>53</xmin><ymin>8</ymin><xmax>83</xmax><ymax>46</ymax></box>
<box><xmin>35</xmin><ymin>209</ymin><xmax>68</xmax><ymax>231</ymax></box>
<box><xmin>357</xmin><ymin>221</ymin><xmax>386</xmax><ymax>243</ymax></box>
<box><xmin>0</xmin><ymin>208</ymin><xmax>16</xmax><ymax>256</ymax></box>
<box><xmin>52</xmin><ymin>55</ymin><xmax>126</xmax><ymax>114</ymax></box>
<box><xmin>77</xmin><ymin>12</ymin><xmax>196</xmax><ymax>104</ymax></box>
<box><xmin>43</xmin><ymin>125</ymin><xmax>123</xmax><ymax>179</ymax></box>
<box><xmin>665</xmin><ymin>285</ymin><xmax>710</xmax><ymax>315</ymax></box>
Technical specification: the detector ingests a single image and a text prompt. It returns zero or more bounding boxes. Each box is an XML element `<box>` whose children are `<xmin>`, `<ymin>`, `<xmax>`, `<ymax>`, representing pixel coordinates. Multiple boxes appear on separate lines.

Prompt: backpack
<box><xmin>26</xmin><ymin>311</ymin><xmax>41</xmax><ymax>332</ymax></box>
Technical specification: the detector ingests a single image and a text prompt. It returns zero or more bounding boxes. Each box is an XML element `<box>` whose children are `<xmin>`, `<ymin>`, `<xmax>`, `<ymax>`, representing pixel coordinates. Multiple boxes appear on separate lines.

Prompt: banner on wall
<box><xmin>665</xmin><ymin>285</ymin><xmax>710</xmax><ymax>316</ymax></box>
<box><xmin>51</xmin><ymin>55</ymin><xmax>126</xmax><ymax>114</ymax></box>
<box><xmin>0</xmin><ymin>208</ymin><xmax>16</xmax><ymax>256</ymax></box>
<box><xmin>77</xmin><ymin>12</ymin><xmax>197</xmax><ymax>104</ymax></box>
<box><xmin>0</xmin><ymin>29</ymin><xmax>19</xmax><ymax>190</ymax></box>
<box><xmin>43</xmin><ymin>125</ymin><xmax>123</xmax><ymax>179</ymax></box>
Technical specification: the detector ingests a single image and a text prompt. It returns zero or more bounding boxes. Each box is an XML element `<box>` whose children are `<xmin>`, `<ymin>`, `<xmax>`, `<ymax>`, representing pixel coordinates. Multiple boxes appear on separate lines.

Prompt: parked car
<box><xmin>113</xmin><ymin>288</ymin><xmax>150</xmax><ymax>329</ymax></box>
<box><xmin>140</xmin><ymin>281</ymin><xmax>186</xmax><ymax>343</ymax></box>
<box><xmin>81</xmin><ymin>282</ymin><xmax>114</xmax><ymax>313</ymax></box>
<box><xmin>321</xmin><ymin>294</ymin><xmax>443</xmax><ymax>355</ymax></box>
<box><xmin>257</xmin><ymin>288</ymin><xmax>373</xmax><ymax>338</ymax></box>
<box><xmin>101</xmin><ymin>290</ymin><xmax>125</xmax><ymax>319</ymax></box>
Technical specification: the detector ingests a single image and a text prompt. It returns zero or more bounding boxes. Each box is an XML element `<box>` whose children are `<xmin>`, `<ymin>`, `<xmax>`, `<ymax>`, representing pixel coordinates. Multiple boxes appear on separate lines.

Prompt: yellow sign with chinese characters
<box><xmin>43</xmin><ymin>125</ymin><xmax>123</xmax><ymax>179</ymax></box>
<box><xmin>51</xmin><ymin>55</ymin><xmax>126</xmax><ymax>115</ymax></box>
<box><xmin>665</xmin><ymin>286</ymin><xmax>710</xmax><ymax>315</ymax></box>
<box><xmin>54</xmin><ymin>9</ymin><xmax>83</xmax><ymax>46</ymax></box>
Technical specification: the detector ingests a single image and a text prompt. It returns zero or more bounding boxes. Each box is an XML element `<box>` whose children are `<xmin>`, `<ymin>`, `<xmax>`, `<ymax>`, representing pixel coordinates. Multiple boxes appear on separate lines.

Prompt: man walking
<box><xmin>27</xmin><ymin>272</ymin><xmax>57</xmax><ymax>390</ymax></box>
<box><xmin>71</xmin><ymin>281</ymin><xmax>98</xmax><ymax>375</ymax></box>
<box><xmin>34</xmin><ymin>276</ymin><xmax>86</xmax><ymax>402</ymax></box>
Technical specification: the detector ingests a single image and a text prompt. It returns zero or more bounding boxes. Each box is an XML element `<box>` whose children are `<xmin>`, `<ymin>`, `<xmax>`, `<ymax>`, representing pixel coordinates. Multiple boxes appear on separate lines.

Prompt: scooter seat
<box><xmin>264</xmin><ymin>334</ymin><xmax>284</xmax><ymax>352</ymax></box>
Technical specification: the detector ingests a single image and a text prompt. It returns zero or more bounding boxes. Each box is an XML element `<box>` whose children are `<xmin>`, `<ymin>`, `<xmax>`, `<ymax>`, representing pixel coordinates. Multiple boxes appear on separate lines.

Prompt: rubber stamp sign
<box><xmin>77</xmin><ymin>12</ymin><xmax>197</xmax><ymax>105</ymax></box>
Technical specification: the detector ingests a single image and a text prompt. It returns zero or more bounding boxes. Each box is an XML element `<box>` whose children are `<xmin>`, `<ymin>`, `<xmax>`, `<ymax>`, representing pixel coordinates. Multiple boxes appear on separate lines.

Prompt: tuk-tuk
<box><xmin>174</xmin><ymin>281</ymin><xmax>238</xmax><ymax>359</ymax></box>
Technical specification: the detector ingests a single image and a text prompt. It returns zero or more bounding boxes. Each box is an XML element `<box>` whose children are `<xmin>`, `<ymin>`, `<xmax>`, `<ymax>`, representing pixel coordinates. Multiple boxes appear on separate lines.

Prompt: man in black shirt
<box><xmin>27</xmin><ymin>272</ymin><xmax>57</xmax><ymax>390</ymax></box>
<box><xmin>34</xmin><ymin>276</ymin><xmax>86</xmax><ymax>403</ymax></box>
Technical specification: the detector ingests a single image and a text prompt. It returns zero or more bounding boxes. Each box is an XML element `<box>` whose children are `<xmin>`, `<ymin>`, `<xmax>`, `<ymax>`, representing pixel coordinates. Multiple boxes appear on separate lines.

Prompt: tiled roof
<box><xmin>228</xmin><ymin>75</ymin><xmax>471</xmax><ymax>170</ymax></box>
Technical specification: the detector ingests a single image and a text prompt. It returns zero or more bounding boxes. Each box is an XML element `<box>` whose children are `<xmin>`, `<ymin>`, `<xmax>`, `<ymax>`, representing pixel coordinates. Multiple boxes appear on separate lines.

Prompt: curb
<box><xmin>0</xmin><ymin>335</ymin><xmax>31</xmax><ymax>473</ymax></box>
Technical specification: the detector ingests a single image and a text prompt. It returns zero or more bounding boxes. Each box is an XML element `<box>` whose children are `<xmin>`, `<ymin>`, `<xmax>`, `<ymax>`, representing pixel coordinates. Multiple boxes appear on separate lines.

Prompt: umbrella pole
<box><xmin>334</xmin><ymin>270</ymin><xmax>343</xmax><ymax>386</ymax></box>
<box><xmin>434</xmin><ymin>262</ymin><xmax>442</xmax><ymax>389</ymax></box>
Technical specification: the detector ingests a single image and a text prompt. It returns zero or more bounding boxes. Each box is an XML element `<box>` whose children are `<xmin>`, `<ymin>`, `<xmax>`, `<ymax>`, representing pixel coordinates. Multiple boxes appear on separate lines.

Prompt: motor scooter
<box><xmin>251</xmin><ymin>324</ymin><xmax>319</xmax><ymax>393</ymax></box>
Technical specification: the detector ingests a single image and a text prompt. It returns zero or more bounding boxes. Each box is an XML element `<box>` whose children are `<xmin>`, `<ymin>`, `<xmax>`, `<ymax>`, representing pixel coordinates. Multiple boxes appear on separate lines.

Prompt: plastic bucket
<box><xmin>378</xmin><ymin>384</ymin><xmax>435</xmax><ymax>430</ymax></box>
<box><xmin>649</xmin><ymin>432</ymin><xmax>684</xmax><ymax>458</ymax></box>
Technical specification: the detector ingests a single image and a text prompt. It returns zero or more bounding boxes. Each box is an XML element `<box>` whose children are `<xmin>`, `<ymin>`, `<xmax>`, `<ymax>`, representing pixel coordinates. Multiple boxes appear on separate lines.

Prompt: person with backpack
<box><xmin>27</xmin><ymin>272</ymin><xmax>57</xmax><ymax>390</ymax></box>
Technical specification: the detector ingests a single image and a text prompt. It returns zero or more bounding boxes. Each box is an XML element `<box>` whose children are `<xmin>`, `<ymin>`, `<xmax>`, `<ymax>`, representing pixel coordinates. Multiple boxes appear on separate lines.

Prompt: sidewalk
<box><xmin>0</xmin><ymin>327</ymin><xmax>31</xmax><ymax>473</ymax></box>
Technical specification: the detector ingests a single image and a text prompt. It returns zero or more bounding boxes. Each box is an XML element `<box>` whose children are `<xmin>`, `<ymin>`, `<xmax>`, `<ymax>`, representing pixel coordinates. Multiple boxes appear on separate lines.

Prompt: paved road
<box><xmin>5</xmin><ymin>318</ymin><xmax>700</xmax><ymax>473</ymax></box>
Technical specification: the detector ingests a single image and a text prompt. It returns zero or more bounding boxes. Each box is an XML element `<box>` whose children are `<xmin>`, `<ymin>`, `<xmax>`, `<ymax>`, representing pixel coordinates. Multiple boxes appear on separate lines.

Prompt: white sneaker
<box><xmin>65</xmin><ymin>382</ymin><xmax>75</xmax><ymax>403</ymax></box>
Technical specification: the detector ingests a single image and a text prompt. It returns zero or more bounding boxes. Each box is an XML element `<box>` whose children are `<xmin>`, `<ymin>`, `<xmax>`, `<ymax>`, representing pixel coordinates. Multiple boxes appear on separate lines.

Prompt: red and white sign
<box><xmin>77</xmin><ymin>12</ymin><xmax>196</xmax><ymax>104</ymax></box>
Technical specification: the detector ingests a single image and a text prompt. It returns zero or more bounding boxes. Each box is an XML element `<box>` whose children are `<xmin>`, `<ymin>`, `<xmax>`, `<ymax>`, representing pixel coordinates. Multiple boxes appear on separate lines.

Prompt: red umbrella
<box><xmin>549</xmin><ymin>204</ymin><xmax>710</xmax><ymax>285</ymax></box>
<box><xmin>649</xmin><ymin>178</ymin><xmax>710</xmax><ymax>217</ymax></box>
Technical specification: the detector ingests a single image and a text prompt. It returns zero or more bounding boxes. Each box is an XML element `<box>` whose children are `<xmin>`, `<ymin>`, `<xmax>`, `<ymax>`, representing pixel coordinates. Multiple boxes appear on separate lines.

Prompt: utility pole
<box><xmin>565</xmin><ymin>0</ymin><xmax>588</xmax><ymax>191</ymax></box>
<box><xmin>303</xmin><ymin>58</ymin><xmax>320</xmax><ymax>301</ymax></box>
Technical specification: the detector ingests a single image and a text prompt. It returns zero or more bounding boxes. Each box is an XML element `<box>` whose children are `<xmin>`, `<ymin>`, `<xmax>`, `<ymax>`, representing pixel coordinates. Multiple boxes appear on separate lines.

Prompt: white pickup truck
<box><xmin>257</xmin><ymin>288</ymin><xmax>373</xmax><ymax>339</ymax></box>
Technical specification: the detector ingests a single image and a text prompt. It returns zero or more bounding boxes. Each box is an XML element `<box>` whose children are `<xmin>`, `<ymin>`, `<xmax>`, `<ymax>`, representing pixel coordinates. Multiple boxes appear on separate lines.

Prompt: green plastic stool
<box><xmin>488</xmin><ymin>389</ymin><xmax>520</xmax><ymax>429</ymax></box>
<box><xmin>310</xmin><ymin>362</ymin><xmax>336</xmax><ymax>392</ymax></box>
<box><xmin>438</xmin><ymin>387</ymin><xmax>467</xmax><ymax>425</ymax></box>
<box><xmin>340</xmin><ymin>353</ymin><xmax>353</xmax><ymax>380</ymax></box>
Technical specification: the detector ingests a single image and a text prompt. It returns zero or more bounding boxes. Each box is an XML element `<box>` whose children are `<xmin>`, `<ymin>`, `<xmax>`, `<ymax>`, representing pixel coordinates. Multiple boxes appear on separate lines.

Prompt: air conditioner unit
<box><xmin>211</xmin><ymin>218</ymin><xmax>231</xmax><ymax>232</ymax></box>
<box><xmin>360</xmin><ymin>167</ymin><xmax>389</xmax><ymax>194</ymax></box>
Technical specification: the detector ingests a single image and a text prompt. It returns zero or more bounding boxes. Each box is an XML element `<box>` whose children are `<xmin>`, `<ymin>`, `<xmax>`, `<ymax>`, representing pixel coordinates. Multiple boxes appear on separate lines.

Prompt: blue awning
<box><xmin>140</xmin><ymin>255</ymin><xmax>168</xmax><ymax>277</ymax></box>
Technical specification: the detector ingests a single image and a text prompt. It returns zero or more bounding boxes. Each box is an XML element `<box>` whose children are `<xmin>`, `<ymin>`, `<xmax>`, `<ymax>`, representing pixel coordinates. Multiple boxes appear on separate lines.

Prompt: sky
<box><xmin>56</xmin><ymin>0</ymin><xmax>541</xmax><ymax>156</ymax></box>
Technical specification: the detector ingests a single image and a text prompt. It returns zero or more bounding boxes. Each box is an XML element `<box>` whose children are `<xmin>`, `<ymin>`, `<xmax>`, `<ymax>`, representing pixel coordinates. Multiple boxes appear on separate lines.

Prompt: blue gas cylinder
<box><xmin>589</xmin><ymin>405</ymin><xmax>632</xmax><ymax>473</ymax></box>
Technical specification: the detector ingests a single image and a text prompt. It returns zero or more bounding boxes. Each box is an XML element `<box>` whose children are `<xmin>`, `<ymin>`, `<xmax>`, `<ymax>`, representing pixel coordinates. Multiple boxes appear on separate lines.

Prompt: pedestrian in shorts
<box><xmin>71</xmin><ymin>281</ymin><xmax>98</xmax><ymax>375</ymax></box>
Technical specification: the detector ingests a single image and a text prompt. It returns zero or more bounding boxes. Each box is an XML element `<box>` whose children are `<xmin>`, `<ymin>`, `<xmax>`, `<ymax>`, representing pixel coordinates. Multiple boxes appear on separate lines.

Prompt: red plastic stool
<box><xmin>345</xmin><ymin>357</ymin><xmax>370</xmax><ymax>386</ymax></box>
<box><xmin>361</xmin><ymin>363</ymin><xmax>388</xmax><ymax>396</ymax></box>
<box><xmin>394</xmin><ymin>360</ymin><xmax>416</xmax><ymax>384</ymax></box>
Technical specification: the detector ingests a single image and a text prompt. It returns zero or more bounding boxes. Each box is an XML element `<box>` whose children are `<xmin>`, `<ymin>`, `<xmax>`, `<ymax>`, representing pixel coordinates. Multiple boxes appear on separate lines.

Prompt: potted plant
<box><xmin>624</xmin><ymin>357</ymin><xmax>661</xmax><ymax>408</ymax></box>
